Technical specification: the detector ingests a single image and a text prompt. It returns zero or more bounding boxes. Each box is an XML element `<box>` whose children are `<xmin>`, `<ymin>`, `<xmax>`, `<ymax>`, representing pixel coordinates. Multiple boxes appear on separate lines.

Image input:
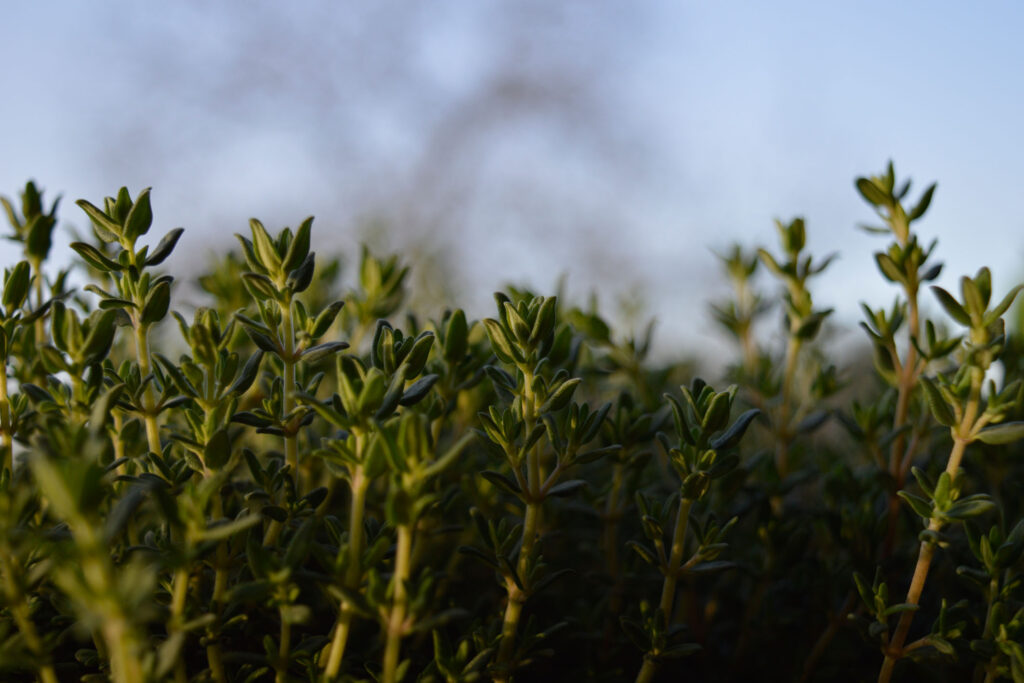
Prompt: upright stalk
<box><xmin>133</xmin><ymin>323</ymin><xmax>161</xmax><ymax>455</ymax></box>
<box><xmin>636</xmin><ymin>497</ymin><xmax>693</xmax><ymax>683</ymax></box>
<box><xmin>323</xmin><ymin>458</ymin><xmax>369</xmax><ymax>680</ymax></box>
<box><xmin>0</xmin><ymin>369</ymin><xmax>11</xmax><ymax>473</ymax></box>
<box><xmin>494</xmin><ymin>369</ymin><xmax>541</xmax><ymax>682</ymax></box>
<box><xmin>169</xmin><ymin>567</ymin><xmax>189</xmax><ymax>683</ymax></box>
<box><xmin>882</xmin><ymin>289</ymin><xmax>922</xmax><ymax>558</ymax></box>
<box><xmin>280</xmin><ymin>299</ymin><xmax>298</xmax><ymax>474</ymax></box>
<box><xmin>878</xmin><ymin>368</ymin><xmax>981</xmax><ymax>682</ymax></box>
<box><xmin>276</xmin><ymin>611</ymin><xmax>292</xmax><ymax>683</ymax></box>
<box><xmin>103</xmin><ymin>617</ymin><xmax>144</xmax><ymax>683</ymax></box>
<box><xmin>206</xmin><ymin>488</ymin><xmax>229</xmax><ymax>683</ymax></box>
<box><xmin>774</xmin><ymin>336</ymin><xmax>801</xmax><ymax>478</ymax></box>
<box><xmin>382</xmin><ymin>524</ymin><xmax>413</xmax><ymax>683</ymax></box>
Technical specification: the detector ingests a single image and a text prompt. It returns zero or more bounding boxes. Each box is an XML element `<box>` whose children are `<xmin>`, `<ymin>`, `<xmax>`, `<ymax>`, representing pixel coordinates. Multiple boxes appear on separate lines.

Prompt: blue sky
<box><xmin>1</xmin><ymin>2</ymin><xmax>1021</xmax><ymax>361</ymax></box>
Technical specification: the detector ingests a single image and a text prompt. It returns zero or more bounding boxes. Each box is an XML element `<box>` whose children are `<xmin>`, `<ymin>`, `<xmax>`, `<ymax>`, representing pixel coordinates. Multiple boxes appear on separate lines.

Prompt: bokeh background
<box><xmin>2</xmin><ymin>1</ymin><xmax>1022</xmax><ymax>363</ymax></box>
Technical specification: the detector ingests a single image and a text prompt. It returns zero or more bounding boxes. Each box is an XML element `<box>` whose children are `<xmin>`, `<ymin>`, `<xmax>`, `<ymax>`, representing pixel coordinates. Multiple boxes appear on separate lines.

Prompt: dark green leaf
<box><xmin>908</xmin><ymin>183</ymin><xmax>936</xmax><ymax>221</ymax></box>
<box><xmin>140</xmin><ymin>281</ymin><xmax>171</xmax><ymax>324</ymax></box>
<box><xmin>204</xmin><ymin>428</ymin><xmax>231</xmax><ymax>469</ymax></box>
<box><xmin>920</xmin><ymin>377</ymin><xmax>955</xmax><ymax>427</ymax></box>
<box><xmin>145</xmin><ymin>227</ymin><xmax>184</xmax><ymax>266</ymax></box>
<box><xmin>75</xmin><ymin>199</ymin><xmax>121</xmax><ymax>241</ymax></box>
<box><xmin>123</xmin><ymin>188</ymin><xmax>153</xmax><ymax>241</ymax></box>
<box><xmin>546</xmin><ymin>479</ymin><xmax>587</xmax><ymax>497</ymax></box>
<box><xmin>976</xmin><ymin>421</ymin><xmax>1024</xmax><ymax>445</ymax></box>
<box><xmin>856</xmin><ymin>178</ymin><xmax>890</xmax><ymax>207</ymax></box>
<box><xmin>931</xmin><ymin>286</ymin><xmax>971</xmax><ymax>326</ymax></box>
<box><xmin>710</xmin><ymin>409</ymin><xmax>761</xmax><ymax>450</ymax></box>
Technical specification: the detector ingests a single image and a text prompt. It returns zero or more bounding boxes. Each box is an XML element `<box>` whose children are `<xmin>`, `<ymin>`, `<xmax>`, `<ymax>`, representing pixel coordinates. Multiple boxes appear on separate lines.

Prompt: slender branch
<box><xmin>0</xmin><ymin>369</ymin><xmax>11</xmax><ymax>473</ymax></box>
<box><xmin>323</xmin><ymin>459</ymin><xmax>369</xmax><ymax>680</ymax></box>
<box><xmin>280</xmin><ymin>298</ymin><xmax>298</xmax><ymax>475</ymax></box>
<box><xmin>133</xmin><ymin>323</ymin><xmax>161</xmax><ymax>455</ymax></box>
<box><xmin>878</xmin><ymin>366</ymin><xmax>981</xmax><ymax>682</ymax></box>
<box><xmin>382</xmin><ymin>524</ymin><xmax>413</xmax><ymax>683</ymax></box>
<box><xmin>636</xmin><ymin>497</ymin><xmax>693</xmax><ymax>683</ymax></box>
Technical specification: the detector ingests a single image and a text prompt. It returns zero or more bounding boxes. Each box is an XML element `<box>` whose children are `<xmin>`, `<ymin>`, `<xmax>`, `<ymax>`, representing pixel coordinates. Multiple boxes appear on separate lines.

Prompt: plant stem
<box><xmin>971</xmin><ymin>574</ymin><xmax>1001</xmax><ymax>683</ymax></box>
<box><xmin>169</xmin><ymin>567</ymin><xmax>189</xmax><ymax>683</ymax></box>
<box><xmin>494</xmin><ymin>500</ymin><xmax>540</xmax><ymax>683</ymax></box>
<box><xmin>133</xmin><ymin>323</ymin><xmax>161</xmax><ymax>455</ymax></box>
<box><xmin>636</xmin><ymin>497</ymin><xmax>693</xmax><ymax>683</ymax></box>
<box><xmin>774</xmin><ymin>336</ymin><xmax>801</xmax><ymax>478</ymax></box>
<box><xmin>205</xmin><ymin>490</ymin><xmax>229</xmax><ymax>683</ymax></box>
<box><xmin>323</xmin><ymin>460</ymin><xmax>369</xmax><ymax>680</ymax></box>
<box><xmin>382</xmin><ymin>523</ymin><xmax>413</xmax><ymax>683</ymax></box>
<box><xmin>603</xmin><ymin>462</ymin><xmax>626</xmax><ymax>629</ymax></box>
<box><xmin>882</xmin><ymin>294</ymin><xmax>922</xmax><ymax>559</ymax></box>
<box><xmin>276</xmin><ymin>614</ymin><xmax>292</xmax><ymax>683</ymax></box>
<box><xmin>878</xmin><ymin>367</ymin><xmax>980</xmax><ymax>682</ymax></box>
<box><xmin>0</xmin><ymin>367</ymin><xmax>11</xmax><ymax>473</ymax></box>
<box><xmin>494</xmin><ymin>369</ymin><xmax>543</xmax><ymax>682</ymax></box>
<box><xmin>103</xmin><ymin>617</ymin><xmax>144</xmax><ymax>683</ymax></box>
<box><xmin>280</xmin><ymin>299</ymin><xmax>298</xmax><ymax>476</ymax></box>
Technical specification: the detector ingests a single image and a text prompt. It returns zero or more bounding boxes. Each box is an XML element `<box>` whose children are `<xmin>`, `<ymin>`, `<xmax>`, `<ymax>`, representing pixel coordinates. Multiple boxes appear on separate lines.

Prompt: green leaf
<box><xmin>908</xmin><ymin>183</ymin><xmax>936</xmax><ymax>221</ymax></box>
<box><xmin>242</xmin><ymin>273</ymin><xmax>278</xmax><ymax>301</ymax></box>
<box><xmin>483</xmin><ymin>318</ymin><xmax>519</xmax><ymax>365</ymax></box>
<box><xmin>204</xmin><ymin>428</ymin><xmax>231</xmax><ymax>469</ymax></box>
<box><xmin>301</xmin><ymin>341</ymin><xmax>348</xmax><ymax>363</ymax></box>
<box><xmin>710</xmin><ymin>409</ymin><xmax>760</xmax><ymax>450</ymax></box>
<box><xmin>546</xmin><ymin>479</ymin><xmax>587</xmax><ymax>497</ymax></box>
<box><xmin>75</xmin><ymin>199</ymin><xmax>121</xmax><ymax>241</ymax></box>
<box><xmin>874</xmin><ymin>253</ymin><xmax>904</xmax><ymax>283</ymax></box>
<box><xmin>856</xmin><ymin>177</ymin><xmax>890</xmax><ymax>207</ymax></box>
<box><xmin>882</xmin><ymin>603</ymin><xmax>920</xmax><ymax>617</ymax></box>
<box><xmin>310</xmin><ymin>301</ymin><xmax>344</xmax><ymax>339</ymax></box>
<box><xmin>444</xmin><ymin>309</ymin><xmax>469</xmax><ymax>363</ymax></box>
<box><xmin>920</xmin><ymin>377</ymin><xmax>955</xmax><ymax>427</ymax></box>
<box><xmin>140</xmin><ymin>281</ymin><xmax>171</xmax><ymax>324</ymax></box>
<box><xmin>244</xmin><ymin>328</ymin><xmax>280</xmax><ymax>354</ymax></box>
<box><xmin>123</xmin><ymin>187</ymin><xmax>153</xmax><ymax>241</ymax></box>
<box><xmin>541</xmin><ymin>378</ymin><xmax>580</xmax><ymax>414</ymax></box>
<box><xmin>944</xmin><ymin>496</ymin><xmax>996</xmax><ymax>520</ymax></box>
<box><xmin>201</xmin><ymin>514</ymin><xmax>260</xmax><ymax>542</ymax></box>
<box><xmin>529</xmin><ymin>296</ymin><xmax>557</xmax><ymax>346</ymax></box>
<box><xmin>80</xmin><ymin>309</ymin><xmax>118</xmax><ymax>362</ymax></box>
<box><xmin>985</xmin><ymin>284</ymin><xmax>1024</xmax><ymax>326</ymax></box>
<box><xmin>287</xmin><ymin>251</ymin><xmax>316</xmax><ymax>293</ymax></box>
<box><xmin>402</xmin><ymin>332</ymin><xmax>435</xmax><ymax>377</ymax></box>
<box><xmin>481</xmin><ymin>470</ymin><xmax>522</xmax><ymax>498</ymax></box>
<box><xmin>626</xmin><ymin>540</ymin><xmax>658</xmax><ymax>566</ymax></box>
<box><xmin>701</xmin><ymin>391</ymin><xmax>731</xmax><ymax>433</ymax></box>
<box><xmin>227</xmin><ymin>351</ymin><xmax>264</xmax><ymax>395</ymax></box>
<box><xmin>70</xmin><ymin>242</ymin><xmax>123</xmax><ymax>272</ymax></box>
<box><xmin>282</xmin><ymin>216</ymin><xmax>313</xmax><ymax>273</ymax></box>
<box><xmin>145</xmin><ymin>227</ymin><xmax>184</xmax><ymax>266</ymax></box>
<box><xmin>897</xmin><ymin>491</ymin><xmax>934</xmax><ymax>521</ymax></box>
<box><xmin>399</xmin><ymin>373</ymin><xmax>439</xmax><ymax>406</ymax></box>
<box><xmin>976</xmin><ymin>422</ymin><xmax>1024</xmax><ymax>445</ymax></box>
<box><xmin>931</xmin><ymin>286</ymin><xmax>971</xmax><ymax>326</ymax></box>
<box><xmin>249</xmin><ymin>218</ymin><xmax>281</xmax><ymax>273</ymax></box>
<box><xmin>2</xmin><ymin>261</ymin><xmax>31</xmax><ymax>312</ymax></box>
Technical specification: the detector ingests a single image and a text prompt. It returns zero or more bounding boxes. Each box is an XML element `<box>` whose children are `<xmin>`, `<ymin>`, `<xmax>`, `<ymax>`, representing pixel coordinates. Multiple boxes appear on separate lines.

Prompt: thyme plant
<box><xmin>0</xmin><ymin>165</ymin><xmax>1020</xmax><ymax>682</ymax></box>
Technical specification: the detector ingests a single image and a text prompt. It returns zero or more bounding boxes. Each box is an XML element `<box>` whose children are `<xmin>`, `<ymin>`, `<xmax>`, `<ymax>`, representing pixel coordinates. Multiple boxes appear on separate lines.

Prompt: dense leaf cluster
<box><xmin>0</xmin><ymin>165</ymin><xmax>1022</xmax><ymax>683</ymax></box>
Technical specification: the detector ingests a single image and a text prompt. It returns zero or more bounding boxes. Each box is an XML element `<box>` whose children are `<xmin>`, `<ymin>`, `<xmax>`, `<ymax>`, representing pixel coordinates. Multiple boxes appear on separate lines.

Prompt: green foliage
<box><xmin>0</xmin><ymin>164</ymin><xmax>1022</xmax><ymax>683</ymax></box>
